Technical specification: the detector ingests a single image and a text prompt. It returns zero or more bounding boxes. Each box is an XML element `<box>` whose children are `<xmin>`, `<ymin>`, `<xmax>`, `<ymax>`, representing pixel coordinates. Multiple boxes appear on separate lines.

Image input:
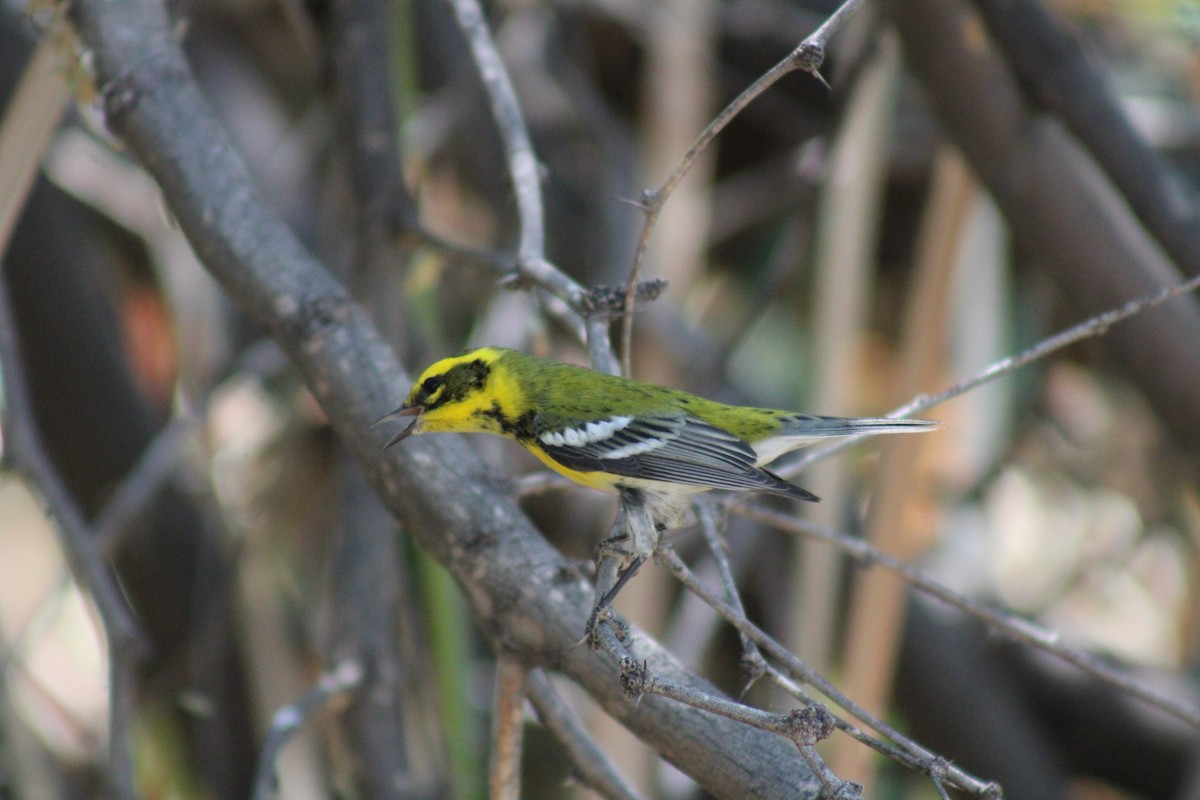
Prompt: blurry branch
<box><xmin>619</xmin><ymin>0</ymin><xmax>862</xmax><ymax>372</ymax></box>
<box><xmin>67</xmin><ymin>1</ymin><xmax>822</xmax><ymax>795</ymax></box>
<box><xmin>0</xmin><ymin>572</ymin><xmax>74</xmax><ymax>681</ymax></box>
<box><xmin>526</xmin><ymin>669</ymin><xmax>644</xmax><ymax>800</ymax></box>
<box><xmin>324</xmin><ymin>5</ymin><xmax>440</xmax><ymax>792</ymax></box>
<box><xmin>0</xmin><ymin>283</ymin><xmax>147</xmax><ymax>800</ymax></box>
<box><xmin>885</xmin><ymin>0</ymin><xmax>1200</xmax><ymax>451</ymax></box>
<box><xmin>327</xmin><ymin>460</ymin><xmax>428</xmax><ymax>798</ymax></box>
<box><xmin>794</xmin><ymin>38</ymin><xmax>896</xmax><ymax>675</ymax></box>
<box><xmin>785</xmin><ymin>270</ymin><xmax>1200</xmax><ymax>474</ymax></box>
<box><xmin>637</xmin><ymin>0</ymin><xmax>717</xmax><ymax>351</ymax></box>
<box><xmin>489</xmin><ymin>657</ymin><xmax>528</xmax><ymax>800</ymax></box>
<box><xmin>735</xmin><ymin>505</ymin><xmax>1200</xmax><ymax>729</ymax></box>
<box><xmin>251</xmin><ymin>660</ymin><xmax>364</xmax><ymax>800</ymax></box>
<box><xmin>970</xmin><ymin>0</ymin><xmax>1200</xmax><ymax>278</ymax></box>
<box><xmin>0</xmin><ymin>28</ymin><xmax>147</xmax><ymax>800</ymax></box>
<box><xmin>326</xmin><ymin>0</ymin><xmax>412</xmax><ymax>258</ymax></box>
<box><xmin>0</xmin><ymin>31</ymin><xmax>68</xmax><ymax>248</ymax></box>
<box><xmin>513</xmin><ymin>470</ymin><xmax>573</xmax><ymax>497</ymax></box>
<box><xmin>830</xmin><ymin>147</ymin><xmax>965</xmax><ymax>787</ymax></box>
<box><xmin>93</xmin><ymin>418</ymin><xmax>192</xmax><ymax>553</ymax></box>
<box><xmin>654</xmin><ymin>547</ymin><xmax>998</xmax><ymax>797</ymax></box>
<box><xmin>321</xmin><ymin>0</ymin><xmax>548</xmax><ymax>304</ymax></box>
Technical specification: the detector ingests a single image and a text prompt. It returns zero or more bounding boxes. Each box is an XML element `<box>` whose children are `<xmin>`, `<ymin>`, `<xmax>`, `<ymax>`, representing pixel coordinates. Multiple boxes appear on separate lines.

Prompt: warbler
<box><xmin>379</xmin><ymin>347</ymin><xmax>937</xmax><ymax>565</ymax></box>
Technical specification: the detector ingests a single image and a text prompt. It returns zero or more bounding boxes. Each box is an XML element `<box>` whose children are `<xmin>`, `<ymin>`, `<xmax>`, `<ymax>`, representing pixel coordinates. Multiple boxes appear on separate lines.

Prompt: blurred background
<box><xmin>1</xmin><ymin>0</ymin><xmax>1199</xmax><ymax>797</ymax></box>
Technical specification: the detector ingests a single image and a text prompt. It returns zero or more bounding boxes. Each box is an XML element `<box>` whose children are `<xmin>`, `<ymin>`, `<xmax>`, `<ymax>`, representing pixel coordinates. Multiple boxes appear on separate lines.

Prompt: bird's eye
<box><xmin>422</xmin><ymin>375</ymin><xmax>443</xmax><ymax>394</ymax></box>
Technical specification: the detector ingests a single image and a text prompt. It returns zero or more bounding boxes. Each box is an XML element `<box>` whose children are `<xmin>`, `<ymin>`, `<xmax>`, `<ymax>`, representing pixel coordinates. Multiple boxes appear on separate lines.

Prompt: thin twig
<box><xmin>445</xmin><ymin>0</ymin><xmax>544</xmax><ymax>273</ymax></box>
<box><xmin>736</xmin><ymin>505</ymin><xmax>1200</xmax><ymax>729</ymax></box>
<box><xmin>780</xmin><ymin>271</ymin><xmax>1200</xmax><ymax>476</ymax></box>
<box><xmin>526</xmin><ymin>669</ymin><xmax>644</xmax><ymax>800</ymax></box>
<box><xmin>694</xmin><ymin>500</ymin><xmax>765</xmax><ymax>693</ymax></box>
<box><xmin>655</xmin><ymin>547</ymin><xmax>996</xmax><ymax>796</ymax></box>
<box><xmin>444</xmin><ymin>0</ymin><xmax>620</xmax><ymax>370</ymax></box>
<box><xmin>619</xmin><ymin>0</ymin><xmax>863</xmax><ymax>372</ymax></box>
<box><xmin>251</xmin><ymin>660</ymin><xmax>364</xmax><ymax>800</ymax></box>
<box><xmin>764</xmin><ymin>668</ymin><xmax>955</xmax><ymax>800</ymax></box>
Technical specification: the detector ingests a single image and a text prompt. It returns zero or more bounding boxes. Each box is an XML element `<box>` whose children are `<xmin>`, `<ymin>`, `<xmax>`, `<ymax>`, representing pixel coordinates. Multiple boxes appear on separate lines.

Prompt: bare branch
<box><xmin>694</xmin><ymin>500</ymin><xmax>764</xmax><ymax>693</ymax></box>
<box><xmin>445</xmin><ymin>0</ymin><xmax>622</xmax><ymax>371</ymax></box>
<box><xmin>445</xmin><ymin>0</ymin><xmax>544</xmax><ymax>270</ymax></box>
<box><xmin>764</xmin><ymin>668</ymin><xmax>957</xmax><ymax>800</ymax></box>
<box><xmin>782</xmin><ymin>271</ymin><xmax>1200</xmax><ymax>475</ymax></box>
<box><xmin>655</xmin><ymin>547</ymin><xmax>999</xmax><ymax>797</ymax></box>
<box><xmin>619</xmin><ymin>0</ymin><xmax>862</xmax><ymax>371</ymax></box>
<box><xmin>736</xmin><ymin>506</ymin><xmax>1200</xmax><ymax>730</ymax></box>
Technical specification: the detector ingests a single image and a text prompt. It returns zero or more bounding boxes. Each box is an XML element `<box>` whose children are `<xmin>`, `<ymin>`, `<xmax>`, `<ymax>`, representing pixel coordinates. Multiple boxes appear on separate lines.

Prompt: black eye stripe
<box><xmin>422</xmin><ymin>375</ymin><xmax>444</xmax><ymax>393</ymax></box>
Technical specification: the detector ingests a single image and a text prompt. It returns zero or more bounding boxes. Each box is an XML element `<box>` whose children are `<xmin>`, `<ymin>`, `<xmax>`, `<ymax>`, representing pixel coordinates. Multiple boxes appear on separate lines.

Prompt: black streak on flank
<box><xmin>510</xmin><ymin>410</ymin><xmax>537</xmax><ymax>441</ymax></box>
<box><xmin>481</xmin><ymin>403</ymin><xmax>537</xmax><ymax>441</ymax></box>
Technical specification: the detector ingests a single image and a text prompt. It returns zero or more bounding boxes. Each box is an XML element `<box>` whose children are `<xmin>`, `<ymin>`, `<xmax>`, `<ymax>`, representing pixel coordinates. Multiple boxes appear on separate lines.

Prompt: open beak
<box><xmin>375</xmin><ymin>404</ymin><xmax>424</xmax><ymax>448</ymax></box>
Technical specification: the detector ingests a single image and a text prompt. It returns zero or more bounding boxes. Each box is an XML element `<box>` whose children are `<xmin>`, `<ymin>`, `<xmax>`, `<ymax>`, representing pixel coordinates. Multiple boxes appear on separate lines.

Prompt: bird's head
<box><xmin>377</xmin><ymin>347</ymin><xmax>516</xmax><ymax>446</ymax></box>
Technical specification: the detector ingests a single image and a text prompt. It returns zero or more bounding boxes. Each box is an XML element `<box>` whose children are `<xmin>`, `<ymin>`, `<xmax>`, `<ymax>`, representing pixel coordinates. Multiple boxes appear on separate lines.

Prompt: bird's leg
<box><xmin>598</xmin><ymin>555</ymin><xmax>645</xmax><ymax>611</ymax></box>
<box><xmin>585</xmin><ymin>496</ymin><xmax>659</xmax><ymax>645</ymax></box>
<box><xmin>584</xmin><ymin>555</ymin><xmax>635</xmax><ymax>647</ymax></box>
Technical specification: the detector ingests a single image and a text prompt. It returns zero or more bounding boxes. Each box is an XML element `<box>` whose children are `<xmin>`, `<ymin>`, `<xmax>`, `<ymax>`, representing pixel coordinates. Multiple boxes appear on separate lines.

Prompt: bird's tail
<box><xmin>753</xmin><ymin>415</ymin><xmax>938</xmax><ymax>464</ymax></box>
<box><xmin>781</xmin><ymin>415</ymin><xmax>939</xmax><ymax>438</ymax></box>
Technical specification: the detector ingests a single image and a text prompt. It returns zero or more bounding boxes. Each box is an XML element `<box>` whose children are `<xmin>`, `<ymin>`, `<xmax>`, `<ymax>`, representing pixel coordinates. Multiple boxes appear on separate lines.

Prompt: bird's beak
<box><xmin>375</xmin><ymin>404</ymin><xmax>424</xmax><ymax>448</ymax></box>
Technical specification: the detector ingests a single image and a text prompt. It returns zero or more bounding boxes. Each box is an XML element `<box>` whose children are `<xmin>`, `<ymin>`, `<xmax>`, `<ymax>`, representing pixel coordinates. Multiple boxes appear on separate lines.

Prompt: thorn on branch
<box><xmin>618</xmin><ymin>657</ymin><xmax>649</xmax><ymax>701</ymax></box>
<box><xmin>578</xmin><ymin>280</ymin><xmax>669</xmax><ymax>316</ymax></box>
<box><xmin>496</xmin><ymin>270</ymin><xmax>532</xmax><ymax>291</ymax></box>
<box><xmin>739</xmin><ymin>650</ymin><xmax>768</xmax><ymax>698</ymax></box>
<box><xmin>100</xmin><ymin>72</ymin><xmax>140</xmax><ymax>120</ymax></box>
<box><xmin>637</xmin><ymin>188</ymin><xmax>660</xmax><ymax>213</ymax></box>
<box><xmin>793</xmin><ymin>41</ymin><xmax>825</xmax><ymax>75</ymax></box>
<box><xmin>786</xmin><ymin>703</ymin><xmax>836</xmax><ymax>746</ymax></box>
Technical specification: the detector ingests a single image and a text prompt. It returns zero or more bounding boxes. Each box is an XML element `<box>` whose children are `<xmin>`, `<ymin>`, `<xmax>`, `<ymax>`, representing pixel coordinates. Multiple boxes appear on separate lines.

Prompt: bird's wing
<box><xmin>537</xmin><ymin>414</ymin><xmax>817</xmax><ymax>500</ymax></box>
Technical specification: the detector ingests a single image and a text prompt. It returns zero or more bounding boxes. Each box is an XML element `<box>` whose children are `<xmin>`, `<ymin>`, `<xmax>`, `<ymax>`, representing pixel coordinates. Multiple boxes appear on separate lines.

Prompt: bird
<box><xmin>379</xmin><ymin>346</ymin><xmax>937</xmax><ymax>608</ymax></box>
